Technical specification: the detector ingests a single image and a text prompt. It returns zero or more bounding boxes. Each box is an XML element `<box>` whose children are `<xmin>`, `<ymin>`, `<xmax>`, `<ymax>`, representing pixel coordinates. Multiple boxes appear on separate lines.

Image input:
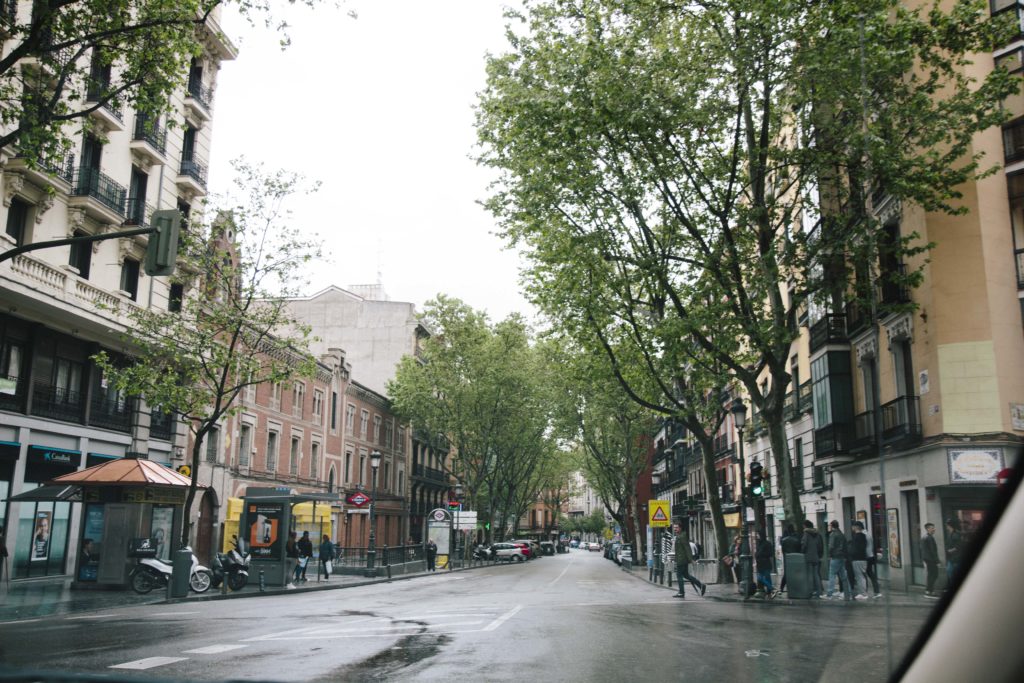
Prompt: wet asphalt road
<box><xmin>0</xmin><ymin>550</ymin><xmax>930</xmax><ymax>682</ymax></box>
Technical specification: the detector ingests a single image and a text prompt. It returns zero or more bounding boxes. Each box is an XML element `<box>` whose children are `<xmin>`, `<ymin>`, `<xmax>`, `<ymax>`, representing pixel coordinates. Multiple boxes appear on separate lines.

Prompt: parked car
<box><xmin>514</xmin><ymin>539</ymin><xmax>542</xmax><ymax>559</ymax></box>
<box><xmin>511</xmin><ymin>541</ymin><xmax>533</xmax><ymax>559</ymax></box>
<box><xmin>490</xmin><ymin>542</ymin><xmax>526</xmax><ymax>562</ymax></box>
<box><xmin>539</xmin><ymin>541</ymin><xmax>556</xmax><ymax>556</ymax></box>
<box><xmin>616</xmin><ymin>544</ymin><xmax>633</xmax><ymax>565</ymax></box>
<box><xmin>569</xmin><ymin>539</ymin><xmax>580</xmax><ymax>548</ymax></box>
<box><xmin>588</xmin><ymin>542</ymin><xmax>601</xmax><ymax>552</ymax></box>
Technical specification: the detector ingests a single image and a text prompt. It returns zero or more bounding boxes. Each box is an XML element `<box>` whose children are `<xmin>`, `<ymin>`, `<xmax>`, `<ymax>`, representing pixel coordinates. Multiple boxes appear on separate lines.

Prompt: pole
<box><xmin>738</xmin><ymin>426</ymin><xmax>754</xmax><ymax>598</ymax></box>
<box><xmin>367</xmin><ymin>468</ymin><xmax>377</xmax><ymax>577</ymax></box>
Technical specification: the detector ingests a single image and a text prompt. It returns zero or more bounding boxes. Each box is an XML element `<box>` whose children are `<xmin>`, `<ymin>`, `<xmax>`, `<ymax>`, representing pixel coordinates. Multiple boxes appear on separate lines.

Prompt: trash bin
<box><xmin>170</xmin><ymin>548</ymin><xmax>192</xmax><ymax>598</ymax></box>
<box><xmin>784</xmin><ymin>553</ymin><xmax>811</xmax><ymax>599</ymax></box>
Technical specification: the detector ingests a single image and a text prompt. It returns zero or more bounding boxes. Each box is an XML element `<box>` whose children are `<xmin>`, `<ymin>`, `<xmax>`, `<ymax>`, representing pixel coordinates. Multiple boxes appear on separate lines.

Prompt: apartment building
<box><xmin>0</xmin><ymin>7</ymin><xmax>235</xmax><ymax>578</ymax></box>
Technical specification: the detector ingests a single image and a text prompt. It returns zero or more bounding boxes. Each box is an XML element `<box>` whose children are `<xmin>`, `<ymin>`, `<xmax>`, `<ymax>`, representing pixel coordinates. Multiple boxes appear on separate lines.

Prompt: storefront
<box><xmin>12</xmin><ymin>445</ymin><xmax>81</xmax><ymax>578</ymax></box>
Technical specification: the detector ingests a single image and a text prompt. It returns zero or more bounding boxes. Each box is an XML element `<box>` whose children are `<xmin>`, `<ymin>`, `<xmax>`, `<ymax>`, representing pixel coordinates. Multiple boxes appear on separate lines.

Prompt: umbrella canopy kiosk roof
<box><xmin>9</xmin><ymin>457</ymin><xmax>198</xmax><ymax>502</ymax></box>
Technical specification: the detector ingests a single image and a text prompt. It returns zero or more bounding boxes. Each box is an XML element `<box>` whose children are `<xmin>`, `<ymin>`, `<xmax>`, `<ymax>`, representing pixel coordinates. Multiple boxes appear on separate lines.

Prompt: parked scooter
<box><xmin>211</xmin><ymin>536</ymin><xmax>251</xmax><ymax>591</ymax></box>
<box><xmin>473</xmin><ymin>544</ymin><xmax>495</xmax><ymax>562</ymax></box>
<box><xmin>129</xmin><ymin>544</ymin><xmax>213</xmax><ymax>594</ymax></box>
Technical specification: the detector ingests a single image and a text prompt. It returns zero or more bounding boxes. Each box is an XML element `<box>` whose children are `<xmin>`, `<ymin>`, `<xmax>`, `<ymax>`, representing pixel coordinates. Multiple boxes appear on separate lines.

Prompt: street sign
<box><xmin>454</xmin><ymin>511</ymin><xmax>477</xmax><ymax>530</ymax></box>
<box><xmin>649</xmin><ymin>499</ymin><xmax>671</xmax><ymax>527</ymax></box>
<box><xmin>346</xmin><ymin>491</ymin><xmax>371</xmax><ymax>508</ymax></box>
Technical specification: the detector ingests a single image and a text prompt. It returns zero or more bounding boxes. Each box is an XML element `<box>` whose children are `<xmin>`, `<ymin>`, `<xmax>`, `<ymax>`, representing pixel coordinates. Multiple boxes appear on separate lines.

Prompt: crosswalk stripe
<box><xmin>110</xmin><ymin>656</ymin><xmax>188</xmax><ymax>670</ymax></box>
<box><xmin>183</xmin><ymin>644</ymin><xmax>249</xmax><ymax>654</ymax></box>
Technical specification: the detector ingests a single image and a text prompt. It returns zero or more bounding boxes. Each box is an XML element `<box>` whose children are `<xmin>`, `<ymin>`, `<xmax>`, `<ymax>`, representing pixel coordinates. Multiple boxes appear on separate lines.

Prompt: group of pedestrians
<box><xmin>921</xmin><ymin>518</ymin><xmax>962</xmax><ymax>598</ymax></box>
<box><xmin>284</xmin><ymin>530</ymin><xmax>336</xmax><ymax>589</ymax></box>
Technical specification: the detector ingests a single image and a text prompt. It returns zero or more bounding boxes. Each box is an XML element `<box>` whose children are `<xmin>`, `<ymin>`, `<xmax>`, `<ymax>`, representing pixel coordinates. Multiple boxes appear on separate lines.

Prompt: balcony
<box><xmin>881</xmin><ymin>395</ymin><xmax>922</xmax><ymax>449</ymax></box>
<box><xmin>21</xmin><ymin>44</ymin><xmax>75</xmax><ymax>83</ymax></box>
<box><xmin>176</xmin><ymin>158</ymin><xmax>208</xmax><ymax>197</ymax></box>
<box><xmin>797</xmin><ymin>380</ymin><xmax>813</xmax><ymax>414</ymax></box>
<box><xmin>69</xmin><ymin>167</ymin><xmax>127</xmax><ymax>223</ymax></box>
<box><xmin>85</xmin><ymin>85</ymin><xmax>125</xmax><ymax>133</ymax></box>
<box><xmin>7</xmin><ymin>147</ymin><xmax>75</xmax><ymax>188</ymax></box>
<box><xmin>150</xmin><ymin>410</ymin><xmax>175</xmax><ymax>441</ymax></box>
<box><xmin>89</xmin><ymin>394</ymin><xmax>133</xmax><ymax>433</ymax></box>
<box><xmin>184</xmin><ymin>79</ymin><xmax>214</xmax><ymax>123</ymax></box>
<box><xmin>1</xmin><ymin>0</ymin><xmax>16</xmax><ymax>38</ymax></box>
<box><xmin>31</xmin><ymin>381</ymin><xmax>85</xmax><ymax>423</ymax></box>
<box><xmin>812</xmin><ymin>421</ymin><xmax>855</xmax><ymax>467</ymax></box>
<box><xmin>0</xmin><ymin>372</ymin><xmax>26</xmax><ymax>412</ymax></box>
<box><xmin>124</xmin><ymin>197</ymin><xmax>155</xmax><ymax>228</ymax></box>
<box><xmin>130</xmin><ymin>116</ymin><xmax>168</xmax><ymax>166</ymax></box>
<box><xmin>809</xmin><ymin>313</ymin><xmax>848</xmax><ymax>353</ymax></box>
<box><xmin>845</xmin><ymin>298</ymin><xmax>872</xmax><ymax>338</ymax></box>
<box><xmin>879</xmin><ymin>263</ymin><xmax>912</xmax><ymax>310</ymax></box>
<box><xmin>851</xmin><ymin>409</ymin><xmax>877</xmax><ymax>453</ymax></box>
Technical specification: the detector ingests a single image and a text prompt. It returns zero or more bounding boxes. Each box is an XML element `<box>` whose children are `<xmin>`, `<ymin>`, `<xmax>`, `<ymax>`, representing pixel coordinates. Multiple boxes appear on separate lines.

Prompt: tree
<box><xmin>476</xmin><ymin>0</ymin><xmax>1016</xmax><ymax>530</ymax></box>
<box><xmin>94</xmin><ymin>159</ymin><xmax>322</xmax><ymax>548</ymax></box>
<box><xmin>0</xmin><ymin>0</ymin><xmax>331</xmax><ymax>163</ymax></box>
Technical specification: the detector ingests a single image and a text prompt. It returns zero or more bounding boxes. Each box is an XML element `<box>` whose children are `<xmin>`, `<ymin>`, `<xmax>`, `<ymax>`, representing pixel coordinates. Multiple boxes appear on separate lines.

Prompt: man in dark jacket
<box><xmin>754</xmin><ymin>529</ymin><xmax>775</xmax><ymax>598</ymax></box>
<box><xmin>945</xmin><ymin>518</ymin><xmax>963</xmax><ymax>591</ymax></box>
<box><xmin>801</xmin><ymin>520</ymin><xmax>824</xmax><ymax>598</ymax></box>
<box><xmin>297</xmin><ymin>531</ymin><xmax>313</xmax><ymax>582</ymax></box>
<box><xmin>850</xmin><ymin>522</ymin><xmax>869</xmax><ymax>599</ymax></box>
<box><xmin>921</xmin><ymin>522</ymin><xmax>940</xmax><ymax>598</ymax></box>
<box><xmin>778</xmin><ymin>524</ymin><xmax>801</xmax><ymax>594</ymax></box>
<box><xmin>826</xmin><ymin>521</ymin><xmax>852</xmax><ymax>601</ymax></box>
<box><xmin>672</xmin><ymin>522</ymin><xmax>706</xmax><ymax>598</ymax></box>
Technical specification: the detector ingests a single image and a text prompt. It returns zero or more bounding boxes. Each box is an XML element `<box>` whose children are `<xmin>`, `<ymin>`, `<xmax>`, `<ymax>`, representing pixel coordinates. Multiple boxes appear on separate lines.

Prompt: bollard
<box><xmin>259</xmin><ymin>568</ymin><xmax>265</xmax><ymax>592</ymax></box>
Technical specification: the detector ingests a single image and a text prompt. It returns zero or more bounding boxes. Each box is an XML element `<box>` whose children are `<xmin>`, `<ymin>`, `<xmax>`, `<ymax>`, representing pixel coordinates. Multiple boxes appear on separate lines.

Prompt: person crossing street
<box><xmin>672</xmin><ymin>522</ymin><xmax>706</xmax><ymax>599</ymax></box>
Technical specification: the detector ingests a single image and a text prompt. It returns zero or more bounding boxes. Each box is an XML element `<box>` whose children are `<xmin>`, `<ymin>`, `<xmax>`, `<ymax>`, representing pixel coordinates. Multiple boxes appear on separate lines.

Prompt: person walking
<box><xmin>826</xmin><ymin>521</ymin><xmax>852</xmax><ymax>601</ymax></box>
<box><xmin>754</xmin><ymin>529</ymin><xmax>776</xmax><ymax>599</ymax></box>
<box><xmin>850</xmin><ymin>522</ymin><xmax>870</xmax><ymax>600</ymax></box>
<box><xmin>285</xmin><ymin>531</ymin><xmax>299</xmax><ymax>589</ymax></box>
<box><xmin>921</xmin><ymin>522</ymin><xmax>940</xmax><ymax>598</ymax></box>
<box><xmin>319</xmin><ymin>534</ymin><xmax>334</xmax><ymax>581</ymax></box>
<box><xmin>672</xmin><ymin>522</ymin><xmax>706</xmax><ymax>598</ymax></box>
<box><xmin>801</xmin><ymin>520</ymin><xmax>824</xmax><ymax>598</ymax></box>
<box><xmin>425</xmin><ymin>539</ymin><xmax>437</xmax><ymax>572</ymax></box>
<box><xmin>944</xmin><ymin>518</ymin><xmax>963</xmax><ymax>591</ymax></box>
<box><xmin>778</xmin><ymin>524</ymin><xmax>801</xmax><ymax>595</ymax></box>
<box><xmin>297</xmin><ymin>531</ymin><xmax>313</xmax><ymax>583</ymax></box>
<box><xmin>864</xmin><ymin>530</ymin><xmax>882</xmax><ymax>598</ymax></box>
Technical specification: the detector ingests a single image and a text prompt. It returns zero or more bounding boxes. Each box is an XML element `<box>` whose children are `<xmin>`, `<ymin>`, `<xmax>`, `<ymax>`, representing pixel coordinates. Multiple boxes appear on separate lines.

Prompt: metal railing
<box><xmin>852</xmin><ymin>409</ymin><xmax>876</xmax><ymax>452</ymax></box>
<box><xmin>186</xmin><ymin>79</ymin><xmax>214</xmax><ymax>110</ymax></box>
<box><xmin>132</xmin><ymin>116</ymin><xmax>167</xmax><ymax>155</ymax></box>
<box><xmin>1</xmin><ymin>0</ymin><xmax>16</xmax><ymax>27</ymax></box>
<box><xmin>85</xmin><ymin>83</ymin><xmax>124</xmax><ymax>122</ymax></box>
<box><xmin>809</xmin><ymin>313</ymin><xmax>848</xmax><ymax>352</ymax></box>
<box><xmin>72</xmin><ymin>167</ymin><xmax>127</xmax><ymax>215</ymax></box>
<box><xmin>124</xmin><ymin>197</ymin><xmax>153</xmax><ymax>226</ymax></box>
<box><xmin>0</xmin><ymin>373</ymin><xmax>24</xmax><ymax>411</ymax></box>
<box><xmin>881</xmin><ymin>395</ymin><xmax>921</xmax><ymax>445</ymax></box>
<box><xmin>150</xmin><ymin>410</ymin><xmax>175</xmax><ymax>441</ymax></box>
<box><xmin>178</xmin><ymin>159</ymin><xmax>208</xmax><ymax>188</ymax></box>
<box><xmin>1015</xmin><ymin>248</ymin><xmax>1024</xmax><ymax>288</ymax></box>
<box><xmin>797</xmin><ymin>380</ymin><xmax>813</xmax><ymax>413</ymax></box>
<box><xmin>30</xmin><ymin>381</ymin><xmax>85</xmax><ymax>423</ymax></box>
<box><xmin>880</xmin><ymin>263</ymin><xmax>911</xmax><ymax>306</ymax></box>
<box><xmin>88</xmin><ymin>394</ymin><xmax>133</xmax><ymax>433</ymax></box>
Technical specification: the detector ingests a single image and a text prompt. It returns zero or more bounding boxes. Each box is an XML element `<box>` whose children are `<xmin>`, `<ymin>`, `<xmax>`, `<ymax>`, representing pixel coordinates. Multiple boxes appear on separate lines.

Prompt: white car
<box><xmin>588</xmin><ymin>542</ymin><xmax>601</xmax><ymax>552</ymax></box>
<box><xmin>491</xmin><ymin>542</ymin><xmax>526</xmax><ymax>562</ymax></box>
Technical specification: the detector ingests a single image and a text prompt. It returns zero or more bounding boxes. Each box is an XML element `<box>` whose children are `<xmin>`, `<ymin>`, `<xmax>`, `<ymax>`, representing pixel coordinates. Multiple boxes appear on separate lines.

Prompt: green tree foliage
<box><xmin>388</xmin><ymin>296</ymin><xmax>559</xmax><ymax>542</ymax></box>
<box><xmin>476</xmin><ymin>0</ymin><xmax>1016</xmax><ymax>528</ymax></box>
<box><xmin>94</xmin><ymin>159</ymin><xmax>322</xmax><ymax>547</ymax></box>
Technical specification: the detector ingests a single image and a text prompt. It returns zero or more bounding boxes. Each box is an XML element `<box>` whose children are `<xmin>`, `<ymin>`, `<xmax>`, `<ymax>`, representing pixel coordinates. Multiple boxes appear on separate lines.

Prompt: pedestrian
<box><xmin>850</xmin><ymin>522</ymin><xmax>870</xmax><ymax>600</ymax></box>
<box><xmin>285</xmin><ymin>530</ymin><xmax>299</xmax><ymax>589</ymax></box>
<box><xmin>319</xmin><ymin>534</ymin><xmax>334</xmax><ymax>580</ymax></box>
<box><xmin>0</xmin><ymin>525</ymin><xmax>9</xmax><ymax>587</ymax></box>
<box><xmin>864</xmin><ymin>530</ymin><xmax>882</xmax><ymax>599</ymax></box>
<box><xmin>672</xmin><ymin>522</ymin><xmax>706</xmax><ymax>598</ymax></box>
<box><xmin>754</xmin><ymin>529</ymin><xmax>775</xmax><ymax>599</ymax></box>
<box><xmin>425</xmin><ymin>539</ymin><xmax>437</xmax><ymax>572</ymax></box>
<box><xmin>728</xmin><ymin>533</ymin><xmax>744</xmax><ymax>591</ymax></box>
<box><xmin>801</xmin><ymin>520</ymin><xmax>824</xmax><ymax>598</ymax></box>
<box><xmin>921</xmin><ymin>522</ymin><xmax>940</xmax><ymax>598</ymax></box>
<box><xmin>778</xmin><ymin>523</ymin><xmax>802</xmax><ymax>594</ymax></box>
<box><xmin>826</xmin><ymin>520</ymin><xmax>852</xmax><ymax>601</ymax></box>
<box><xmin>297</xmin><ymin>531</ymin><xmax>313</xmax><ymax>582</ymax></box>
<box><xmin>944</xmin><ymin>518</ymin><xmax>963</xmax><ymax>591</ymax></box>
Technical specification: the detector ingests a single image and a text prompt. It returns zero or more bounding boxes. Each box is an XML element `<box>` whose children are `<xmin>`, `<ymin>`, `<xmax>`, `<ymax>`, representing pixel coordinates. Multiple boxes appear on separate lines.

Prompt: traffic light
<box><xmin>144</xmin><ymin>209</ymin><xmax>181</xmax><ymax>276</ymax></box>
<box><xmin>749</xmin><ymin>461</ymin><xmax>764</xmax><ymax>497</ymax></box>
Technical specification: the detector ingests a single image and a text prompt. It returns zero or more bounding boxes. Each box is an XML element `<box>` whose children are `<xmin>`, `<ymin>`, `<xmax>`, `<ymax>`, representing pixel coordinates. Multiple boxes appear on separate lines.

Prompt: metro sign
<box><xmin>346</xmin><ymin>491</ymin><xmax>371</xmax><ymax>508</ymax></box>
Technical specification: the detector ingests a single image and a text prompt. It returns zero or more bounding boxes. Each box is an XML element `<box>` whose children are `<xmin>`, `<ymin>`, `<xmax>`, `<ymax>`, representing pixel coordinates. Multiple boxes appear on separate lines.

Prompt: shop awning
<box><xmin>9</xmin><ymin>484</ymin><xmax>82</xmax><ymax>502</ymax></box>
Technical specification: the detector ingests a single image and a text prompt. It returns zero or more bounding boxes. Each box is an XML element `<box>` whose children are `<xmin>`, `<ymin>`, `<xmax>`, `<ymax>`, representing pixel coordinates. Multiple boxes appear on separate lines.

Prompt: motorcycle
<box><xmin>129</xmin><ymin>545</ymin><xmax>213</xmax><ymax>595</ymax></box>
<box><xmin>473</xmin><ymin>544</ymin><xmax>495</xmax><ymax>562</ymax></box>
<box><xmin>211</xmin><ymin>536</ymin><xmax>251</xmax><ymax>591</ymax></box>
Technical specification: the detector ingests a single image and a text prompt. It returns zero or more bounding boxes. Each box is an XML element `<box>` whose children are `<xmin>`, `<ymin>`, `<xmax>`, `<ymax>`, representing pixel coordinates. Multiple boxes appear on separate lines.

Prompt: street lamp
<box><xmin>730</xmin><ymin>398</ymin><xmax>753</xmax><ymax>598</ymax></box>
<box><xmin>366</xmin><ymin>450</ymin><xmax>382</xmax><ymax>577</ymax></box>
<box><xmin>454</xmin><ymin>483</ymin><xmax>463</xmax><ymax>568</ymax></box>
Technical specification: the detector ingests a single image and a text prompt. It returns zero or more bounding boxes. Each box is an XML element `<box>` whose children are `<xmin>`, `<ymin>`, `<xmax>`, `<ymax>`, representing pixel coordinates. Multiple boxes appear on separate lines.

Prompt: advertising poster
<box><xmin>31</xmin><ymin>510</ymin><xmax>51</xmax><ymax>561</ymax></box>
<box><xmin>248</xmin><ymin>503</ymin><xmax>283</xmax><ymax>558</ymax></box>
<box><xmin>150</xmin><ymin>506</ymin><xmax>175</xmax><ymax>562</ymax></box>
<box><xmin>887</xmin><ymin>508</ymin><xmax>902</xmax><ymax>569</ymax></box>
<box><xmin>79</xmin><ymin>504</ymin><xmax>105</xmax><ymax>581</ymax></box>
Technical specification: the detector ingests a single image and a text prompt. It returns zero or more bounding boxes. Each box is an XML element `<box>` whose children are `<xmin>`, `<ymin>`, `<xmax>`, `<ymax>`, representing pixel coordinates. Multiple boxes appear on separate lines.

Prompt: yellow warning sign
<box><xmin>649</xmin><ymin>499</ymin><xmax>671</xmax><ymax>527</ymax></box>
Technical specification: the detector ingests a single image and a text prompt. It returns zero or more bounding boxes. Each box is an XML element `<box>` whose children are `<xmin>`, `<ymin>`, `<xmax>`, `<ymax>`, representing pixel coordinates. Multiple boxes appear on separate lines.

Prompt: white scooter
<box><xmin>129</xmin><ymin>545</ymin><xmax>212</xmax><ymax>594</ymax></box>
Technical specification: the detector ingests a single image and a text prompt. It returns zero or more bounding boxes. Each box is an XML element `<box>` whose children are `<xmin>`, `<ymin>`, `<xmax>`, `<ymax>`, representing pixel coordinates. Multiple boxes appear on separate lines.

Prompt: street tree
<box><xmin>476</xmin><ymin>0</ymin><xmax>1016</xmax><ymax>529</ymax></box>
<box><xmin>94</xmin><ymin>160</ymin><xmax>322</xmax><ymax>548</ymax></box>
<box><xmin>0</xmin><ymin>0</ymin><xmax>338</xmax><ymax>163</ymax></box>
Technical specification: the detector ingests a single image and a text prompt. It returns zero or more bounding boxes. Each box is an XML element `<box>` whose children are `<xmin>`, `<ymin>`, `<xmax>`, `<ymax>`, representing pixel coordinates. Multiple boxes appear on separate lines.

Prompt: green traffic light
<box><xmin>752</xmin><ymin>485</ymin><xmax>763</xmax><ymax>496</ymax></box>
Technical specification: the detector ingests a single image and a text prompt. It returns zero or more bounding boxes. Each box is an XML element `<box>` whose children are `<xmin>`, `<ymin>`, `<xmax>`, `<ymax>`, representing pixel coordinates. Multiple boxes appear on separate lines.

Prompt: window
<box><xmin>398</xmin><ymin>470</ymin><xmax>404</xmax><ymax>495</ymax></box>
<box><xmin>292</xmin><ymin>382</ymin><xmax>305</xmax><ymax>418</ymax></box>
<box><xmin>68</xmin><ymin>229</ymin><xmax>91</xmax><ymax>279</ymax></box>
<box><xmin>127</xmin><ymin>167</ymin><xmax>148</xmax><ymax>225</ymax></box>
<box><xmin>168</xmin><ymin>283</ymin><xmax>183</xmax><ymax>312</ymax></box>
<box><xmin>5</xmin><ymin>197</ymin><xmax>30</xmax><ymax>245</ymax></box>
<box><xmin>266</xmin><ymin>431</ymin><xmax>279</xmax><ymax>471</ymax></box>
<box><xmin>120</xmin><ymin>258</ymin><xmax>140</xmax><ymax>300</ymax></box>
<box><xmin>398</xmin><ymin>427</ymin><xmax>405</xmax><ymax>454</ymax></box>
<box><xmin>384</xmin><ymin>420</ymin><xmax>393</xmax><ymax>448</ymax></box>
<box><xmin>345</xmin><ymin>451</ymin><xmax>352</xmax><ymax>483</ymax></box>
<box><xmin>271</xmin><ymin>383</ymin><xmax>282</xmax><ymax>411</ymax></box>
<box><xmin>360</xmin><ymin>410</ymin><xmax>369</xmax><ymax>439</ymax></box>
<box><xmin>310</xmin><ymin>442</ymin><xmax>320</xmax><ymax>479</ymax></box>
<box><xmin>1008</xmin><ymin>173</ymin><xmax>1024</xmax><ymax>289</ymax></box>
<box><xmin>331</xmin><ymin>391</ymin><xmax>338</xmax><ymax>431</ymax></box>
<box><xmin>1</xmin><ymin>340</ymin><xmax>24</xmax><ymax>396</ymax></box>
<box><xmin>373</xmin><ymin>415</ymin><xmax>381</xmax><ymax>443</ymax></box>
<box><xmin>383</xmin><ymin>462</ymin><xmax>390</xmax><ymax>492</ymax></box>
<box><xmin>54</xmin><ymin>357</ymin><xmax>82</xmax><ymax>403</ymax></box>
<box><xmin>205</xmin><ymin>426</ymin><xmax>219</xmax><ymax>463</ymax></box>
<box><xmin>313</xmin><ymin>389</ymin><xmax>324</xmax><ymax>422</ymax></box>
<box><xmin>290</xmin><ymin>437</ymin><xmax>300</xmax><ymax>475</ymax></box>
<box><xmin>359</xmin><ymin>451</ymin><xmax>366</xmax><ymax>485</ymax></box>
<box><xmin>346</xmin><ymin>403</ymin><xmax>355</xmax><ymax>434</ymax></box>
<box><xmin>182</xmin><ymin>125</ymin><xmax>197</xmax><ymax>164</ymax></box>
<box><xmin>238</xmin><ymin>423</ymin><xmax>252</xmax><ymax>467</ymax></box>
<box><xmin>794</xmin><ymin>438</ymin><xmax>804</xmax><ymax>492</ymax></box>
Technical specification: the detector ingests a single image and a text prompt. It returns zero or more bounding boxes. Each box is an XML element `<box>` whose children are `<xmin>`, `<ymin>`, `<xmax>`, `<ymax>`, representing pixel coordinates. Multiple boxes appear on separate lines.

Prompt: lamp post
<box><xmin>651</xmin><ymin>470</ymin><xmax>663</xmax><ymax>583</ymax></box>
<box><xmin>366</xmin><ymin>450</ymin><xmax>382</xmax><ymax>577</ymax></box>
<box><xmin>454</xmin><ymin>483</ymin><xmax>463</xmax><ymax>568</ymax></box>
<box><xmin>730</xmin><ymin>398</ymin><xmax>754</xmax><ymax>599</ymax></box>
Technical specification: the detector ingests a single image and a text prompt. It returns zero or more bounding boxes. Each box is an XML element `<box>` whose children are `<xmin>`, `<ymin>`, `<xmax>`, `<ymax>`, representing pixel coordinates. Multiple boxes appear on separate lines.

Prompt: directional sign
<box><xmin>346</xmin><ymin>491</ymin><xmax>371</xmax><ymax>508</ymax></box>
<box><xmin>649</xmin><ymin>499</ymin><xmax>671</xmax><ymax>527</ymax></box>
<box><xmin>454</xmin><ymin>511</ymin><xmax>477</xmax><ymax>530</ymax></box>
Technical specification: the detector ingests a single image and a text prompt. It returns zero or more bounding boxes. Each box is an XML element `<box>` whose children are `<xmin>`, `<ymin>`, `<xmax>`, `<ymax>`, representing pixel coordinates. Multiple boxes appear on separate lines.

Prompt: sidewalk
<box><xmin>0</xmin><ymin>564</ymin><xmax>443</xmax><ymax>623</ymax></box>
<box><xmin>622</xmin><ymin>562</ymin><xmax>939</xmax><ymax>608</ymax></box>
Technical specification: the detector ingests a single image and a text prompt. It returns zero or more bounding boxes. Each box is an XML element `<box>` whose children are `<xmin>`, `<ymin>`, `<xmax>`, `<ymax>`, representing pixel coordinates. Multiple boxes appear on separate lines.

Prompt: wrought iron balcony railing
<box><xmin>124</xmin><ymin>197</ymin><xmax>154</xmax><ymax>227</ymax></box>
<box><xmin>179</xmin><ymin>158</ymin><xmax>208</xmax><ymax>188</ymax></box>
<box><xmin>809</xmin><ymin>313</ymin><xmax>848</xmax><ymax>352</ymax></box>
<box><xmin>72</xmin><ymin>167</ymin><xmax>127</xmax><ymax>215</ymax></box>
<box><xmin>132</xmin><ymin>116</ymin><xmax>167</xmax><ymax>154</ymax></box>
<box><xmin>881</xmin><ymin>395</ymin><xmax>922</xmax><ymax>446</ymax></box>
<box><xmin>85</xmin><ymin>83</ymin><xmax>124</xmax><ymax>122</ymax></box>
<box><xmin>88</xmin><ymin>394</ymin><xmax>133</xmax><ymax>433</ymax></box>
<box><xmin>31</xmin><ymin>381</ymin><xmax>85</xmax><ymax>423</ymax></box>
<box><xmin>186</xmin><ymin>78</ymin><xmax>214</xmax><ymax>110</ymax></box>
<box><xmin>150</xmin><ymin>409</ymin><xmax>175</xmax><ymax>441</ymax></box>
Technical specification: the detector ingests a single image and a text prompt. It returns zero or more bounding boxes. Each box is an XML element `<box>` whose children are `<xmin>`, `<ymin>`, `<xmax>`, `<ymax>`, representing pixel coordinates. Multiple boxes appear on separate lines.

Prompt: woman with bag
<box><xmin>285</xmin><ymin>531</ymin><xmax>299</xmax><ymax>589</ymax></box>
<box><xmin>319</xmin><ymin>534</ymin><xmax>334</xmax><ymax>580</ymax></box>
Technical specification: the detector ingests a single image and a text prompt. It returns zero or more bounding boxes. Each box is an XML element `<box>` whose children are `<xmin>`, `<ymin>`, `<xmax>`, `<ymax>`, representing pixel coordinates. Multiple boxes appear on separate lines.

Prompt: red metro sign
<box><xmin>346</xmin><ymin>491</ymin><xmax>371</xmax><ymax>508</ymax></box>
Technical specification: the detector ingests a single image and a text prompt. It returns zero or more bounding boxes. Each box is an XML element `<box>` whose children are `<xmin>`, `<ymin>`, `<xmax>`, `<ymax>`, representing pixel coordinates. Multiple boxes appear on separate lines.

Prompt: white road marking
<box><xmin>483</xmin><ymin>604</ymin><xmax>523</xmax><ymax>631</ymax></box>
<box><xmin>182</xmin><ymin>644</ymin><xmax>250</xmax><ymax>654</ymax></box>
<box><xmin>549</xmin><ymin>561</ymin><xmax>573</xmax><ymax>587</ymax></box>
<box><xmin>146</xmin><ymin>611</ymin><xmax>200</xmax><ymax>617</ymax></box>
<box><xmin>66</xmin><ymin>614</ymin><xmax>112</xmax><ymax>620</ymax></box>
<box><xmin>110</xmin><ymin>656</ymin><xmax>188</xmax><ymax>670</ymax></box>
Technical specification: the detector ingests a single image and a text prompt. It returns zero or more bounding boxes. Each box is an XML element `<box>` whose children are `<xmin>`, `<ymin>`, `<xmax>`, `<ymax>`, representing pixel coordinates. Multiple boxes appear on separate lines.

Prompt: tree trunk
<box><xmin>697</xmin><ymin>437</ymin><xmax>732</xmax><ymax>584</ymax></box>
<box><xmin>765</xmin><ymin>399</ymin><xmax>805</xmax><ymax>533</ymax></box>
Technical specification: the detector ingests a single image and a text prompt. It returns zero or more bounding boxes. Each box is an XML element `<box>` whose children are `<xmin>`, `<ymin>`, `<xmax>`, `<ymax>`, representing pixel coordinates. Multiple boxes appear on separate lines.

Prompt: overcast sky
<box><xmin>208</xmin><ymin>0</ymin><xmax>533</xmax><ymax>322</ymax></box>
